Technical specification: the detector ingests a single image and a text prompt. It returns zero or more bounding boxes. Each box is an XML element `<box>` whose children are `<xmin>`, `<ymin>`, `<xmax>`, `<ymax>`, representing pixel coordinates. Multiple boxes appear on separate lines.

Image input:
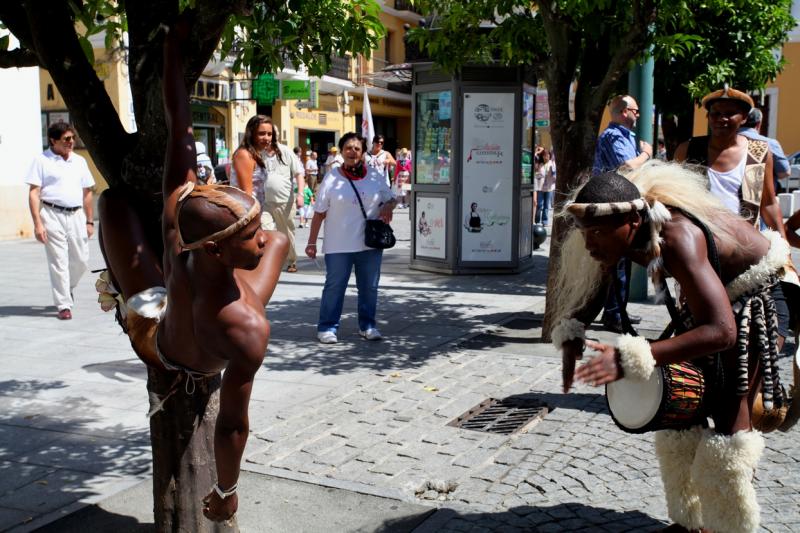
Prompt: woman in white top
<box><xmin>364</xmin><ymin>134</ymin><xmax>396</xmax><ymax>187</ymax></box>
<box><xmin>305</xmin><ymin>132</ymin><xmax>396</xmax><ymax>344</ymax></box>
<box><xmin>230</xmin><ymin>115</ymin><xmax>270</xmax><ymax>206</ymax></box>
<box><xmin>534</xmin><ymin>149</ymin><xmax>556</xmax><ymax>225</ymax></box>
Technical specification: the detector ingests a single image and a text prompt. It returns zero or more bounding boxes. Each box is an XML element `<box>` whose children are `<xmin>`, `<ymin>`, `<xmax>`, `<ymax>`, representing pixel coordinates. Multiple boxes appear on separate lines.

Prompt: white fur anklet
<box><xmin>552</xmin><ymin>318</ymin><xmax>585</xmax><ymax>349</ymax></box>
<box><xmin>616</xmin><ymin>334</ymin><xmax>655</xmax><ymax>381</ymax></box>
<box><xmin>654</xmin><ymin>428</ymin><xmax>703</xmax><ymax>529</ymax></box>
<box><xmin>691</xmin><ymin>430</ymin><xmax>764</xmax><ymax>533</ymax></box>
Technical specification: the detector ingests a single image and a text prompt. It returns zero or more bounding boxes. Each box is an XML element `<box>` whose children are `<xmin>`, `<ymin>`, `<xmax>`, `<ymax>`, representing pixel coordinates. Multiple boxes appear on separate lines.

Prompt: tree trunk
<box><xmin>148</xmin><ymin>367</ymin><xmax>238</xmax><ymax>533</ymax></box>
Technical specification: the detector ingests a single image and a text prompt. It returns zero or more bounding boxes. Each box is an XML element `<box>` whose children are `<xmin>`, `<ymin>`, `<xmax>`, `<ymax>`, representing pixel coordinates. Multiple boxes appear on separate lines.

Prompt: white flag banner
<box><xmin>361</xmin><ymin>86</ymin><xmax>375</xmax><ymax>151</ymax></box>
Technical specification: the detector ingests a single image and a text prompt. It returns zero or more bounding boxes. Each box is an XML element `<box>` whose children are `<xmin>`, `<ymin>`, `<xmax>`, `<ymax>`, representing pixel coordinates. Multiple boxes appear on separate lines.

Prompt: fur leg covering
<box><xmin>691</xmin><ymin>429</ymin><xmax>764</xmax><ymax>533</ymax></box>
<box><xmin>654</xmin><ymin>428</ymin><xmax>703</xmax><ymax>530</ymax></box>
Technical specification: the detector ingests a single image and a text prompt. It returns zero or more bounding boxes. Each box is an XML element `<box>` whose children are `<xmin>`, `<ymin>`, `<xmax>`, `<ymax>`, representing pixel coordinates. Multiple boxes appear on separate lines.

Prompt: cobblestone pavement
<box><xmin>246</xmin><ymin>322</ymin><xmax>800</xmax><ymax>533</ymax></box>
<box><xmin>2</xmin><ymin>216</ymin><xmax>799</xmax><ymax>532</ymax></box>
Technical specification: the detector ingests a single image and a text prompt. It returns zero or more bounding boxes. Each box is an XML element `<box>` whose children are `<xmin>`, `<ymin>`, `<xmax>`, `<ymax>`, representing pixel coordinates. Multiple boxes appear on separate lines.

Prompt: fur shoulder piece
<box><xmin>726</xmin><ymin>231</ymin><xmax>789</xmax><ymax>302</ymax></box>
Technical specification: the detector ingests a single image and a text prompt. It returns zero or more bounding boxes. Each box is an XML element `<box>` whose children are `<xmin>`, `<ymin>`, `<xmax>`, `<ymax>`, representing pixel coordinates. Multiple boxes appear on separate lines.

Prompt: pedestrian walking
<box><xmin>534</xmin><ymin>149</ymin><xmax>555</xmax><ymax>226</ymax></box>
<box><xmin>305</xmin><ymin>132</ymin><xmax>396</xmax><ymax>344</ymax></box>
<box><xmin>394</xmin><ymin>147</ymin><xmax>411</xmax><ymax>208</ymax></box>
<box><xmin>25</xmin><ymin>122</ymin><xmax>95</xmax><ymax>320</ymax></box>
<box><xmin>305</xmin><ymin>150</ymin><xmax>319</xmax><ymax>192</ymax></box>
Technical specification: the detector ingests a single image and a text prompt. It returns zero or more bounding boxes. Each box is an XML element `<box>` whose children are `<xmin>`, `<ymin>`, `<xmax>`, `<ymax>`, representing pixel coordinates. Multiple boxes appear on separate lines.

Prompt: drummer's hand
<box><xmin>561</xmin><ymin>338</ymin><xmax>584</xmax><ymax>393</ymax></box>
<box><xmin>575</xmin><ymin>339</ymin><xmax>622</xmax><ymax>387</ymax></box>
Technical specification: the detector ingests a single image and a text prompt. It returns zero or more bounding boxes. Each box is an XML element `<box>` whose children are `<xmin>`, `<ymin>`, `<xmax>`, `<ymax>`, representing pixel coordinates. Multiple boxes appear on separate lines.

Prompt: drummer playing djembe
<box><xmin>553</xmin><ymin>163</ymin><xmax>798</xmax><ymax>533</ymax></box>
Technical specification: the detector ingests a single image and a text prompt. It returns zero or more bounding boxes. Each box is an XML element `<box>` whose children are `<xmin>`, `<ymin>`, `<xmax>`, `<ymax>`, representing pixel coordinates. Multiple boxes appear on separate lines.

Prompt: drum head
<box><xmin>607</xmin><ymin>370</ymin><xmax>663</xmax><ymax>430</ymax></box>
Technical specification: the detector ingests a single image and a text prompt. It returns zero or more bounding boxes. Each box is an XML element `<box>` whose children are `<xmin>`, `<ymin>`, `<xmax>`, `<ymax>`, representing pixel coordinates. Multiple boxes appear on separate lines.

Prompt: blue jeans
<box><xmin>535</xmin><ymin>191</ymin><xmax>553</xmax><ymax>225</ymax></box>
<box><xmin>318</xmin><ymin>249</ymin><xmax>383</xmax><ymax>333</ymax></box>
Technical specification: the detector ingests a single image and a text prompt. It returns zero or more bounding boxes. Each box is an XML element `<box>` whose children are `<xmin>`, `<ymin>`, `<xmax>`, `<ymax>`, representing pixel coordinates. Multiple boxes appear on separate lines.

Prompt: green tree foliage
<box><xmin>408</xmin><ymin>0</ymin><xmax>793</xmax><ymax>335</ymax></box>
<box><xmin>0</xmin><ymin>0</ymin><xmax>384</xmax><ymax>194</ymax></box>
<box><xmin>652</xmin><ymin>0</ymin><xmax>794</xmax><ymax>150</ymax></box>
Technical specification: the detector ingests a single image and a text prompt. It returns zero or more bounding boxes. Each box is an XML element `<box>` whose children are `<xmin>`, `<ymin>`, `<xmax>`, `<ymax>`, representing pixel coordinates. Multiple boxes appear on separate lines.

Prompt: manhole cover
<box><xmin>448</xmin><ymin>395</ymin><xmax>549</xmax><ymax>435</ymax></box>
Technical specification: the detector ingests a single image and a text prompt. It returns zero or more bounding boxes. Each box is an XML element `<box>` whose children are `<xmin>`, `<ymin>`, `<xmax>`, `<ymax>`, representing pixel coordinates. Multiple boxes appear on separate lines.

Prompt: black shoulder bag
<box><xmin>345</xmin><ymin>177</ymin><xmax>396</xmax><ymax>249</ymax></box>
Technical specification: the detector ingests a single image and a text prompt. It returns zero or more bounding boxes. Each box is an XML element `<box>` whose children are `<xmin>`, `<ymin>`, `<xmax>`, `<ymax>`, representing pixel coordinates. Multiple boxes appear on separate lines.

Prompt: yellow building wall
<box><xmin>770</xmin><ymin>41</ymin><xmax>800</xmax><ymax>154</ymax></box>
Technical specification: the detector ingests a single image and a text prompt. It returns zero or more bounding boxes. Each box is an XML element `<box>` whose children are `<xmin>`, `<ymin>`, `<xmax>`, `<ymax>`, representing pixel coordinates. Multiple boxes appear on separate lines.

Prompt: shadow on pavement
<box><xmin>33</xmin><ymin>506</ymin><xmax>152</xmax><ymax>533</ymax></box>
<box><xmin>82</xmin><ymin>359</ymin><xmax>148</xmax><ymax>382</ymax></box>
<box><xmin>379</xmin><ymin>503</ymin><xmax>667</xmax><ymax>532</ymax></box>
<box><xmin>263</xmin><ymin>291</ymin><xmax>524</xmax><ymax>375</ymax></box>
<box><xmin>0</xmin><ymin>380</ymin><xmax>151</xmax><ymax>531</ymax></box>
<box><xmin>0</xmin><ymin>305</ymin><xmax>58</xmax><ymax>318</ymax></box>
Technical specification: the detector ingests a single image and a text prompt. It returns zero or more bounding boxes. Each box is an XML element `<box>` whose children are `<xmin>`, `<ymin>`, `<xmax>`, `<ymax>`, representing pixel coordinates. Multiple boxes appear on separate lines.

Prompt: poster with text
<box><xmin>461</xmin><ymin>92</ymin><xmax>515</xmax><ymax>262</ymax></box>
<box><xmin>415</xmin><ymin>196</ymin><xmax>447</xmax><ymax>259</ymax></box>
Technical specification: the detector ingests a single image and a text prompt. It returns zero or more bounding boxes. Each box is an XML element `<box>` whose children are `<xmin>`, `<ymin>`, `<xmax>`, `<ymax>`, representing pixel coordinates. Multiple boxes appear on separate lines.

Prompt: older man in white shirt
<box><xmin>26</xmin><ymin>122</ymin><xmax>95</xmax><ymax>320</ymax></box>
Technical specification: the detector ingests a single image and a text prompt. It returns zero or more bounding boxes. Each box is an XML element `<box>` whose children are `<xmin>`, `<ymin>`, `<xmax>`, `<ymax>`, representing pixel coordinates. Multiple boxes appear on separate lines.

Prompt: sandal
<box><xmin>287</xmin><ymin>264</ymin><xmax>297</xmax><ymax>273</ymax></box>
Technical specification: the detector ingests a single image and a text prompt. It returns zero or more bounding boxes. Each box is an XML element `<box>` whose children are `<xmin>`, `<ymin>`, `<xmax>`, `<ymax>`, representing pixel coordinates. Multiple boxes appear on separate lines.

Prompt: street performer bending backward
<box><xmin>553</xmin><ymin>162</ymin><xmax>798</xmax><ymax>533</ymax></box>
<box><xmin>95</xmin><ymin>20</ymin><xmax>287</xmax><ymax>522</ymax></box>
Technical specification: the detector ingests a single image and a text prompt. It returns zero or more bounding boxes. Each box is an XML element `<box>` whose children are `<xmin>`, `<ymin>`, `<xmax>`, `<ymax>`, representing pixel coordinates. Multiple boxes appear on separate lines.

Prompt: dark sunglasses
<box><xmin>61</xmin><ymin>136</ymin><xmax>75</xmax><ymax>142</ymax></box>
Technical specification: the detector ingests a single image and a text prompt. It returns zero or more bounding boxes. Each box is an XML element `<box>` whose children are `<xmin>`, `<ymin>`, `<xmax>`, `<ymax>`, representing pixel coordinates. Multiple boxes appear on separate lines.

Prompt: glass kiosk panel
<box><xmin>521</xmin><ymin>89</ymin><xmax>535</xmax><ymax>185</ymax></box>
<box><xmin>460</xmin><ymin>92</ymin><xmax>516</xmax><ymax>263</ymax></box>
<box><xmin>415</xmin><ymin>91</ymin><xmax>452</xmax><ymax>184</ymax></box>
<box><xmin>414</xmin><ymin>196</ymin><xmax>447</xmax><ymax>259</ymax></box>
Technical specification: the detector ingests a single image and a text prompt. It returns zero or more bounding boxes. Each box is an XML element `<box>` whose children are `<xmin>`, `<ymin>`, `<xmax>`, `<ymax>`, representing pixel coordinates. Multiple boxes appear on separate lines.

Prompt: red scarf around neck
<box><xmin>341</xmin><ymin>162</ymin><xmax>367</xmax><ymax>181</ymax></box>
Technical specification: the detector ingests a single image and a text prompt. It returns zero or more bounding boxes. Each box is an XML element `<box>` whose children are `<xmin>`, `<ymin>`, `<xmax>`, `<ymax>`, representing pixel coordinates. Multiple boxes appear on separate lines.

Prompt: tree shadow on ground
<box><xmin>375</xmin><ymin>503</ymin><xmax>667</xmax><ymax>532</ymax></box>
<box><xmin>33</xmin><ymin>506</ymin><xmax>152</xmax><ymax>533</ymax></box>
<box><xmin>0</xmin><ymin>305</ymin><xmax>58</xmax><ymax>318</ymax></box>
<box><xmin>263</xmin><ymin>289</ymin><xmax>525</xmax><ymax>375</ymax></box>
<box><xmin>0</xmin><ymin>379</ymin><xmax>151</xmax><ymax>531</ymax></box>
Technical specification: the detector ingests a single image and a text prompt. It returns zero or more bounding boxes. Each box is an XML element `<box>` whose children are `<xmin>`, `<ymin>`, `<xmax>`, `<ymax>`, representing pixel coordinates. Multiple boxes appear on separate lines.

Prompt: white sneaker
<box><xmin>359</xmin><ymin>328</ymin><xmax>382</xmax><ymax>341</ymax></box>
<box><xmin>317</xmin><ymin>331</ymin><xmax>338</xmax><ymax>344</ymax></box>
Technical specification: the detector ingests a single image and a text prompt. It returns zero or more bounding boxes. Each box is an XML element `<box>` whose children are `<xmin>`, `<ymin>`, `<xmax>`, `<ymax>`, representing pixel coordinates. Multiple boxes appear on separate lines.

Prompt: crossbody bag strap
<box><xmin>345</xmin><ymin>177</ymin><xmax>368</xmax><ymax>220</ymax></box>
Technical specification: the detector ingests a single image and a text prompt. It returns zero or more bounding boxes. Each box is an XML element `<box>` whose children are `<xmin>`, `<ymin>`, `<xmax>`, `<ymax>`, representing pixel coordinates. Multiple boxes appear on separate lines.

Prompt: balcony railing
<box><xmin>357</xmin><ymin>57</ymin><xmax>390</xmax><ymax>89</ymax></box>
<box><xmin>393</xmin><ymin>0</ymin><xmax>423</xmax><ymax>14</ymax></box>
<box><xmin>326</xmin><ymin>56</ymin><xmax>352</xmax><ymax>81</ymax></box>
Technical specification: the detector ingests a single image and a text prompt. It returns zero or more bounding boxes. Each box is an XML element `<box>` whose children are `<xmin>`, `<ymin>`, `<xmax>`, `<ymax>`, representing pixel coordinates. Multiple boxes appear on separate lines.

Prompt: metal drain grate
<box><xmin>448</xmin><ymin>396</ymin><xmax>549</xmax><ymax>435</ymax></box>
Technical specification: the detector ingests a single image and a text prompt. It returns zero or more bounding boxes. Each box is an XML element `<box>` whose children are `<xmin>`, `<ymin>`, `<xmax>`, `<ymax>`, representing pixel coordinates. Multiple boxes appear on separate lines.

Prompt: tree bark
<box><xmin>148</xmin><ymin>367</ymin><xmax>238</xmax><ymax>533</ymax></box>
<box><xmin>537</xmin><ymin>1</ymin><xmax>659</xmax><ymax>341</ymax></box>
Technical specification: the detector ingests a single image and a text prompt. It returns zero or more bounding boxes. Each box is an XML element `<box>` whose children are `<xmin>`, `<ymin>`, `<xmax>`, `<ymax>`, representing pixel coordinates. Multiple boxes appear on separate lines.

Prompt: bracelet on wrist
<box><xmin>306</xmin><ymin>243</ymin><xmax>316</xmax><ymax>247</ymax></box>
<box><xmin>213</xmin><ymin>482</ymin><xmax>238</xmax><ymax>499</ymax></box>
<box><xmin>86</xmin><ymin>222</ymin><xmax>95</xmax><ymax>226</ymax></box>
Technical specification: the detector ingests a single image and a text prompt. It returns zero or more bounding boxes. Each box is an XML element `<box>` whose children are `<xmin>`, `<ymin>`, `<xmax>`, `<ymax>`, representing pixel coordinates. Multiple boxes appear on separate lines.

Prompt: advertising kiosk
<box><xmin>410</xmin><ymin>63</ymin><xmax>537</xmax><ymax>274</ymax></box>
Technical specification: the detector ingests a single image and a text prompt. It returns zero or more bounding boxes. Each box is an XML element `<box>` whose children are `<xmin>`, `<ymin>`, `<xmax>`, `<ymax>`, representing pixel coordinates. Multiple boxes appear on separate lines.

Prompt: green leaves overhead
<box><xmin>222</xmin><ymin>0</ymin><xmax>385</xmax><ymax>77</ymax></box>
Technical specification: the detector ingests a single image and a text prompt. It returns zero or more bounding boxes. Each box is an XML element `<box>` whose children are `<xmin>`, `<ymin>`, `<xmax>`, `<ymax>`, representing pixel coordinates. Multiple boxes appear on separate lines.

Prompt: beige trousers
<box><xmin>40</xmin><ymin>205</ymin><xmax>89</xmax><ymax>310</ymax></box>
<box><xmin>261</xmin><ymin>200</ymin><xmax>297</xmax><ymax>267</ymax></box>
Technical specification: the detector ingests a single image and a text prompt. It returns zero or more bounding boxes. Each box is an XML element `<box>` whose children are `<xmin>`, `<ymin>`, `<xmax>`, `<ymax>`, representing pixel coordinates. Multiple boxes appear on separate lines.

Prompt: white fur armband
<box><xmin>552</xmin><ymin>318</ymin><xmax>585</xmax><ymax>349</ymax></box>
<box><xmin>616</xmin><ymin>334</ymin><xmax>656</xmax><ymax>381</ymax></box>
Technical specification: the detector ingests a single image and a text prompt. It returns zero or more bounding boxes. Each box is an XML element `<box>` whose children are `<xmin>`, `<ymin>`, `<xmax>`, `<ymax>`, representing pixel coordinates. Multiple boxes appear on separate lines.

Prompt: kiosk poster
<box><xmin>461</xmin><ymin>92</ymin><xmax>515</xmax><ymax>262</ymax></box>
<box><xmin>415</xmin><ymin>196</ymin><xmax>447</xmax><ymax>259</ymax></box>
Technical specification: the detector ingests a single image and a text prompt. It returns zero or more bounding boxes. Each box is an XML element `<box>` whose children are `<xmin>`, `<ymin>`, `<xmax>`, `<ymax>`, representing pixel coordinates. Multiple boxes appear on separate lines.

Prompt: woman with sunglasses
<box><xmin>365</xmin><ymin>134</ymin><xmax>396</xmax><ymax>187</ymax></box>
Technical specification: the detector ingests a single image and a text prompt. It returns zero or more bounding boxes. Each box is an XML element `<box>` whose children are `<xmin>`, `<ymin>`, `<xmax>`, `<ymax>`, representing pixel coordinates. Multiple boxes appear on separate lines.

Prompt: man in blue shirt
<box><xmin>738</xmin><ymin>107</ymin><xmax>790</xmax><ymax>186</ymax></box>
<box><xmin>592</xmin><ymin>95</ymin><xmax>653</xmax><ymax>332</ymax></box>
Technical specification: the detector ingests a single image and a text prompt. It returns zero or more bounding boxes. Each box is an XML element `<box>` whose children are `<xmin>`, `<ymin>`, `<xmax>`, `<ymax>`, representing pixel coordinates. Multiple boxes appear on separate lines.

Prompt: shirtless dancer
<box><xmin>552</xmin><ymin>163</ymin><xmax>795</xmax><ymax>532</ymax></box>
<box><xmin>96</xmin><ymin>20</ymin><xmax>287</xmax><ymax>522</ymax></box>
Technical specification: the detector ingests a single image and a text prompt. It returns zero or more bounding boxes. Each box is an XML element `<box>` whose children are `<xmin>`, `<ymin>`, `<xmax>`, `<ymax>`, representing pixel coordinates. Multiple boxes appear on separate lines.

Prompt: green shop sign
<box><xmin>281</xmin><ymin>80</ymin><xmax>317</xmax><ymax>101</ymax></box>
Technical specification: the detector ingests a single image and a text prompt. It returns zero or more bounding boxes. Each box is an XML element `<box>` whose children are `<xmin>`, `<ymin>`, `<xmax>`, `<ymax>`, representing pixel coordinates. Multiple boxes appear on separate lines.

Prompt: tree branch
<box><xmin>0</xmin><ymin>48</ymin><xmax>40</xmax><ymax>68</ymax></box>
<box><xmin>24</xmin><ymin>0</ymin><xmax>131</xmax><ymax>187</ymax></box>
